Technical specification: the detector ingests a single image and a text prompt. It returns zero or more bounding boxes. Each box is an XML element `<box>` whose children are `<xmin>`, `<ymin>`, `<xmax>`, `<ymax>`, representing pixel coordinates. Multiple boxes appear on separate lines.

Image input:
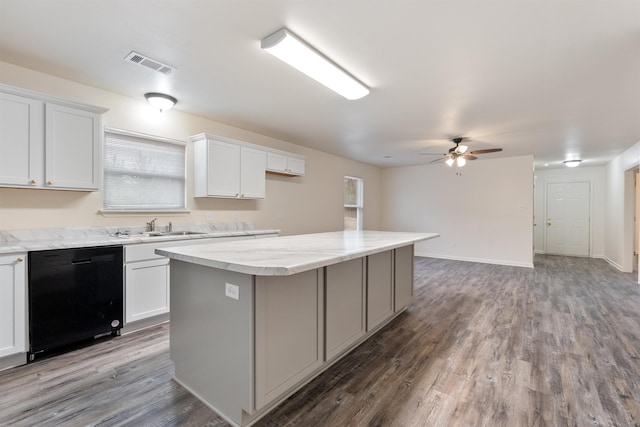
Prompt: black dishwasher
<box><xmin>28</xmin><ymin>245</ymin><xmax>123</xmax><ymax>361</ymax></box>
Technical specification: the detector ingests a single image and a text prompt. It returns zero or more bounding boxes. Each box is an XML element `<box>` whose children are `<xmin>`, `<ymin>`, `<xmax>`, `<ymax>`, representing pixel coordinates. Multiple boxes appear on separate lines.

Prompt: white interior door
<box><xmin>545</xmin><ymin>182</ymin><xmax>590</xmax><ymax>256</ymax></box>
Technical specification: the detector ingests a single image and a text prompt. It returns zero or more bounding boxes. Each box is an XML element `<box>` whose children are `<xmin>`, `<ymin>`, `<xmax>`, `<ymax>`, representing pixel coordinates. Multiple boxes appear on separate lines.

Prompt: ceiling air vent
<box><xmin>124</xmin><ymin>51</ymin><xmax>175</xmax><ymax>75</ymax></box>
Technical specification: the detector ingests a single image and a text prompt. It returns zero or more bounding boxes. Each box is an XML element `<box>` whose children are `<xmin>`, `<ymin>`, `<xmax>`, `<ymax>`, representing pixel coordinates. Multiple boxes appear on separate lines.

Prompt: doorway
<box><xmin>635</xmin><ymin>171</ymin><xmax>639</xmax><ymax>273</ymax></box>
<box><xmin>545</xmin><ymin>182</ymin><xmax>590</xmax><ymax>256</ymax></box>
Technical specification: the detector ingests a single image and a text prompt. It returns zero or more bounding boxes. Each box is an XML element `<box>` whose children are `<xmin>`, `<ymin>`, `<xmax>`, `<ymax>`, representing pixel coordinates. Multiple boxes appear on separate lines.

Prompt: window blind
<box><xmin>104</xmin><ymin>130</ymin><xmax>186</xmax><ymax>211</ymax></box>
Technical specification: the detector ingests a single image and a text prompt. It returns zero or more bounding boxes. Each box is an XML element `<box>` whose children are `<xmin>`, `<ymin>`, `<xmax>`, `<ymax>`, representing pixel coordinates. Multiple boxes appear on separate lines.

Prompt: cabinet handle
<box><xmin>241</xmin><ymin>194</ymin><xmax>244</xmax><ymax>197</ymax></box>
<box><xmin>30</xmin><ymin>179</ymin><xmax>37</xmax><ymax>184</ymax></box>
<box><xmin>16</xmin><ymin>257</ymin><xmax>24</xmax><ymax>263</ymax></box>
<box><xmin>235</xmin><ymin>193</ymin><xmax>239</xmax><ymax>197</ymax></box>
<box><xmin>47</xmin><ymin>180</ymin><xmax>54</xmax><ymax>185</ymax></box>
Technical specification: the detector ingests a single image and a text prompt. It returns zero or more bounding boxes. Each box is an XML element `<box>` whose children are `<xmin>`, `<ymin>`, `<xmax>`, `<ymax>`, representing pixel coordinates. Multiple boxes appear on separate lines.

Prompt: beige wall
<box><xmin>381</xmin><ymin>155</ymin><xmax>535</xmax><ymax>267</ymax></box>
<box><xmin>0</xmin><ymin>61</ymin><xmax>382</xmax><ymax>234</ymax></box>
<box><xmin>604</xmin><ymin>141</ymin><xmax>640</xmax><ymax>272</ymax></box>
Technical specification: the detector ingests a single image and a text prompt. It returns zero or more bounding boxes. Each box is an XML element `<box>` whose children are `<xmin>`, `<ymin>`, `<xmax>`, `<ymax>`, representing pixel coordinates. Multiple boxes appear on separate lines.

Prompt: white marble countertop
<box><xmin>0</xmin><ymin>224</ymin><xmax>279</xmax><ymax>254</ymax></box>
<box><xmin>156</xmin><ymin>230</ymin><xmax>439</xmax><ymax>276</ymax></box>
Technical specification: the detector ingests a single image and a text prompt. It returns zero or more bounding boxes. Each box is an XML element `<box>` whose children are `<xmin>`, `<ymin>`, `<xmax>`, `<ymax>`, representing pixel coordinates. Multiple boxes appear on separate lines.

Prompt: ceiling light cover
<box><xmin>456</xmin><ymin>157</ymin><xmax>466</xmax><ymax>167</ymax></box>
<box><xmin>563</xmin><ymin>159</ymin><xmax>582</xmax><ymax>167</ymax></box>
<box><xmin>261</xmin><ymin>28</ymin><xmax>369</xmax><ymax>100</ymax></box>
<box><xmin>445</xmin><ymin>157</ymin><xmax>454</xmax><ymax>167</ymax></box>
<box><xmin>144</xmin><ymin>92</ymin><xmax>177</xmax><ymax>111</ymax></box>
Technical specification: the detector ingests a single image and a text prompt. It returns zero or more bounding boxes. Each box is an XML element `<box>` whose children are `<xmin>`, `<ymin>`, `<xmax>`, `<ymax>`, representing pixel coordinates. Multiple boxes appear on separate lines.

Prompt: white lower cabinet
<box><xmin>0</xmin><ymin>253</ymin><xmax>27</xmax><ymax>359</ymax></box>
<box><xmin>125</xmin><ymin>258</ymin><xmax>170</xmax><ymax>323</ymax></box>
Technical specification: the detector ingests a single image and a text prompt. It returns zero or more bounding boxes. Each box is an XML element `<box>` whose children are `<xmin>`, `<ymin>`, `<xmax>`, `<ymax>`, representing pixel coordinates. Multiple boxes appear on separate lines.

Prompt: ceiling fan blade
<box><xmin>462</xmin><ymin>154</ymin><xmax>477</xmax><ymax>160</ymax></box>
<box><xmin>418</xmin><ymin>152</ymin><xmax>446</xmax><ymax>156</ymax></box>
<box><xmin>469</xmin><ymin>148</ymin><xmax>503</xmax><ymax>155</ymax></box>
<box><xmin>430</xmin><ymin>157</ymin><xmax>445</xmax><ymax>164</ymax></box>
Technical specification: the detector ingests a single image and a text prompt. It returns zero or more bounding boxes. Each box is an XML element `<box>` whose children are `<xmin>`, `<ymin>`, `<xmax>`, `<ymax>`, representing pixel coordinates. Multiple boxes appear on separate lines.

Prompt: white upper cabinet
<box><xmin>45</xmin><ymin>103</ymin><xmax>102</xmax><ymax>190</ymax></box>
<box><xmin>0</xmin><ymin>84</ymin><xmax>107</xmax><ymax>191</ymax></box>
<box><xmin>193</xmin><ymin>135</ymin><xmax>266</xmax><ymax>199</ymax></box>
<box><xmin>266</xmin><ymin>152</ymin><xmax>305</xmax><ymax>176</ymax></box>
<box><xmin>240</xmin><ymin>146</ymin><xmax>267</xmax><ymax>198</ymax></box>
<box><xmin>0</xmin><ymin>92</ymin><xmax>44</xmax><ymax>186</ymax></box>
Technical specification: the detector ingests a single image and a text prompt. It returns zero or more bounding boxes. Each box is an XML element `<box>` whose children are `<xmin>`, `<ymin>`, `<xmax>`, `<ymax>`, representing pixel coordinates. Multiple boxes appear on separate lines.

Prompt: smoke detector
<box><xmin>124</xmin><ymin>51</ymin><xmax>175</xmax><ymax>75</ymax></box>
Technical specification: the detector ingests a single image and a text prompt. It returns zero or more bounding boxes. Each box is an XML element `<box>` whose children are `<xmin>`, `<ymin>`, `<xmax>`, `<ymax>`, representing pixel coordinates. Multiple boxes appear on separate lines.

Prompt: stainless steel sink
<box><xmin>117</xmin><ymin>231</ymin><xmax>206</xmax><ymax>238</ymax></box>
<box><xmin>163</xmin><ymin>231</ymin><xmax>206</xmax><ymax>236</ymax></box>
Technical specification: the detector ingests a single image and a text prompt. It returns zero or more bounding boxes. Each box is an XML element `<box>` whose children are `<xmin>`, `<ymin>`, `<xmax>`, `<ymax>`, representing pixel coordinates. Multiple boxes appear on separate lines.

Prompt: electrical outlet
<box><xmin>225</xmin><ymin>283</ymin><xmax>239</xmax><ymax>300</ymax></box>
<box><xmin>206</xmin><ymin>212</ymin><xmax>215</xmax><ymax>222</ymax></box>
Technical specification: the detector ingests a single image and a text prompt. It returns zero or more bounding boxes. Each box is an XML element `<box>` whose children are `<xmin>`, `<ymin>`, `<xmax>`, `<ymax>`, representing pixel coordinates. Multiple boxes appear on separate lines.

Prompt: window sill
<box><xmin>98</xmin><ymin>210</ymin><xmax>191</xmax><ymax>217</ymax></box>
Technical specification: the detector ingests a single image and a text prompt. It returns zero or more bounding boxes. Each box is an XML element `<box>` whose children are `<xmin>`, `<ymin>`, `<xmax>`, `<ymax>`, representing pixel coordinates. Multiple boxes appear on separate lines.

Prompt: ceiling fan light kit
<box><xmin>261</xmin><ymin>27</ymin><xmax>369</xmax><ymax>100</ymax></box>
<box><xmin>431</xmin><ymin>137</ymin><xmax>503</xmax><ymax>167</ymax></box>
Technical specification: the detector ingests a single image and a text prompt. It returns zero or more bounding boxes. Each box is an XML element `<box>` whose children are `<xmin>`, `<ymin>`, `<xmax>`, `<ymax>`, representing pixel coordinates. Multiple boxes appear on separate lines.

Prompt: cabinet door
<box><xmin>394</xmin><ymin>245</ymin><xmax>414</xmax><ymax>311</ymax></box>
<box><xmin>255</xmin><ymin>269</ymin><xmax>324</xmax><ymax>409</ymax></box>
<box><xmin>206</xmin><ymin>139</ymin><xmax>241</xmax><ymax>197</ymax></box>
<box><xmin>45</xmin><ymin>103</ymin><xmax>101</xmax><ymax>190</ymax></box>
<box><xmin>0</xmin><ymin>92</ymin><xmax>44</xmax><ymax>187</ymax></box>
<box><xmin>367</xmin><ymin>250</ymin><xmax>394</xmax><ymax>331</ymax></box>
<box><xmin>325</xmin><ymin>258</ymin><xmax>366</xmax><ymax>360</ymax></box>
<box><xmin>286</xmin><ymin>157</ymin><xmax>305</xmax><ymax>176</ymax></box>
<box><xmin>266</xmin><ymin>152</ymin><xmax>287</xmax><ymax>173</ymax></box>
<box><xmin>125</xmin><ymin>258</ymin><xmax>170</xmax><ymax>323</ymax></box>
<box><xmin>0</xmin><ymin>254</ymin><xmax>27</xmax><ymax>358</ymax></box>
<box><xmin>240</xmin><ymin>146</ymin><xmax>266</xmax><ymax>199</ymax></box>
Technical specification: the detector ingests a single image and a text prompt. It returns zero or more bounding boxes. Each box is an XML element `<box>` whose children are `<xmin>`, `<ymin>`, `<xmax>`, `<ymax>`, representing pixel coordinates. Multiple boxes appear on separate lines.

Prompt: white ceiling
<box><xmin>1</xmin><ymin>0</ymin><xmax>639</xmax><ymax>169</ymax></box>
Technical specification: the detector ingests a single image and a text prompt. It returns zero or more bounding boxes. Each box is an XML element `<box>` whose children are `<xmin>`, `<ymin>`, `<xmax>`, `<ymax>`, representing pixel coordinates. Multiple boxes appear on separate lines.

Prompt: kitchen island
<box><xmin>157</xmin><ymin>230</ymin><xmax>439</xmax><ymax>426</ymax></box>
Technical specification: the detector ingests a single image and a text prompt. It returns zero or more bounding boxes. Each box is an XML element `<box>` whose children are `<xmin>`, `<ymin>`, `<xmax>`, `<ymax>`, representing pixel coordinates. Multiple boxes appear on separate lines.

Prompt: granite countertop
<box><xmin>156</xmin><ymin>230</ymin><xmax>439</xmax><ymax>276</ymax></box>
<box><xmin>0</xmin><ymin>223</ymin><xmax>280</xmax><ymax>254</ymax></box>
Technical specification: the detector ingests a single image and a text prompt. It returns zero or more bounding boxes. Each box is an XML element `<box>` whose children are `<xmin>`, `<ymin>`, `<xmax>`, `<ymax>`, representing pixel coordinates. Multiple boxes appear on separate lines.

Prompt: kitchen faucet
<box><xmin>146</xmin><ymin>218</ymin><xmax>157</xmax><ymax>232</ymax></box>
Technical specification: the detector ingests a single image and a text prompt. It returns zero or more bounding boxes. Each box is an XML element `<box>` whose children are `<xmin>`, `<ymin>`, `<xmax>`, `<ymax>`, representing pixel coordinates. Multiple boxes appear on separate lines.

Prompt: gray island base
<box><xmin>157</xmin><ymin>230</ymin><xmax>439</xmax><ymax>426</ymax></box>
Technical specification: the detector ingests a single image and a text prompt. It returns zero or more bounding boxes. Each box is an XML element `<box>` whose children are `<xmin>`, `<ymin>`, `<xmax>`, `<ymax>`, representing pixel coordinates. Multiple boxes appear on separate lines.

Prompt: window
<box><xmin>103</xmin><ymin>129</ymin><xmax>186</xmax><ymax>211</ymax></box>
<box><xmin>344</xmin><ymin>176</ymin><xmax>363</xmax><ymax>230</ymax></box>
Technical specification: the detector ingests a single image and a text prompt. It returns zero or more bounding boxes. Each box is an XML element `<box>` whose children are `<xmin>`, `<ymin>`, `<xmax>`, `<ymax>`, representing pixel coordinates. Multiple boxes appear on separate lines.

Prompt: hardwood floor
<box><xmin>1</xmin><ymin>255</ymin><xmax>639</xmax><ymax>427</ymax></box>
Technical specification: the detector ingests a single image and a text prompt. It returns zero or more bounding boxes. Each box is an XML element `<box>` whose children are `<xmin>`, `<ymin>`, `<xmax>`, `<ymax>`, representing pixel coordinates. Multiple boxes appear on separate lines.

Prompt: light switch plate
<box><xmin>225</xmin><ymin>283</ymin><xmax>239</xmax><ymax>300</ymax></box>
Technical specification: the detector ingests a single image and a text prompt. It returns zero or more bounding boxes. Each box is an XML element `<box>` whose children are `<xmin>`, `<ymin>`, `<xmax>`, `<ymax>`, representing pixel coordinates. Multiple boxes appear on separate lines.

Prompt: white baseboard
<box><xmin>414</xmin><ymin>251</ymin><xmax>534</xmax><ymax>269</ymax></box>
<box><xmin>604</xmin><ymin>256</ymin><xmax>624</xmax><ymax>272</ymax></box>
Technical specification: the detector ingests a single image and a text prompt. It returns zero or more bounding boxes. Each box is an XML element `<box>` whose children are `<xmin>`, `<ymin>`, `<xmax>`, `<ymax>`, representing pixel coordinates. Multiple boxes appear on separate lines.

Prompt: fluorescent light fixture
<box><xmin>445</xmin><ymin>157</ymin><xmax>455</xmax><ymax>167</ymax></box>
<box><xmin>144</xmin><ymin>92</ymin><xmax>177</xmax><ymax>111</ymax></box>
<box><xmin>261</xmin><ymin>28</ymin><xmax>369</xmax><ymax>100</ymax></box>
<box><xmin>563</xmin><ymin>159</ymin><xmax>582</xmax><ymax>167</ymax></box>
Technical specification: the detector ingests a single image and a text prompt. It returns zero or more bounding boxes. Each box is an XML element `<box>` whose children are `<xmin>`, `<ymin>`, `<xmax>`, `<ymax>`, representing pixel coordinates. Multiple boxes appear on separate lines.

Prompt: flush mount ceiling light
<box><xmin>261</xmin><ymin>28</ymin><xmax>369</xmax><ymax>100</ymax></box>
<box><xmin>144</xmin><ymin>92</ymin><xmax>177</xmax><ymax>112</ymax></box>
<box><xmin>563</xmin><ymin>159</ymin><xmax>582</xmax><ymax>167</ymax></box>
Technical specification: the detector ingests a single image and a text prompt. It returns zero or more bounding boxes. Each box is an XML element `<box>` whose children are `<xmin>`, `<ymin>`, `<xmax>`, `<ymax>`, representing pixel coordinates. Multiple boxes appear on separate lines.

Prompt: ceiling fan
<box><xmin>422</xmin><ymin>137</ymin><xmax>503</xmax><ymax>167</ymax></box>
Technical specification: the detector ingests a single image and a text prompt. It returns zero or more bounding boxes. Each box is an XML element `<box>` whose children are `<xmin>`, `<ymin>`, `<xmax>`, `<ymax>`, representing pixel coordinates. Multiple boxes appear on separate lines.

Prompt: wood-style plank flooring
<box><xmin>1</xmin><ymin>255</ymin><xmax>639</xmax><ymax>426</ymax></box>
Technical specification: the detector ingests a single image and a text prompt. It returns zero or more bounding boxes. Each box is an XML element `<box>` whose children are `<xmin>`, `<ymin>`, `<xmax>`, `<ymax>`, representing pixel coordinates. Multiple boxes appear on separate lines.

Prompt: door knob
<box><xmin>16</xmin><ymin>257</ymin><xmax>24</xmax><ymax>263</ymax></box>
<box><xmin>30</xmin><ymin>179</ymin><xmax>37</xmax><ymax>184</ymax></box>
<box><xmin>47</xmin><ymin>180</ymin><xmax>54</xmax><ymax>185</ymax></box>
<box><xmin>547</xmin><ymin>221</ymin><xmax>552</xmax><ymax>226</ymax></box>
